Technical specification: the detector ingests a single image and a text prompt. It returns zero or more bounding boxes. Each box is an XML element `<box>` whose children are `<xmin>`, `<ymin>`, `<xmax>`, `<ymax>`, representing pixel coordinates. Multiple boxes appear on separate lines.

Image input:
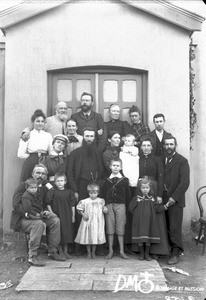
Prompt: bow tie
<box><xmin>68</xmin><ymin>136</ymin><xmax>79</xmax><ymax>143</ymax></box>
<box><xmin>111</xmin><ymin>177</ymin><xmax>119</xmax><ymax>183</ymax></box>
<box><xmin>49</xmin><ymin>154</ymin><xmax>65</xmax><ymax>159</ymax></box>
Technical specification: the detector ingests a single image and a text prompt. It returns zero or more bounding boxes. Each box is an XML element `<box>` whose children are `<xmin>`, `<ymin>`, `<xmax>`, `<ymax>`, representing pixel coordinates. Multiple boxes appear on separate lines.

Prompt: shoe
<box><xmin>145</xmin><ymin>254</ymin><xmax>152</xmax><ymax>261</ymax></box>
<box><xmin>49</xmin><ymin>252</ymin><xmax>66</xmax><ymax>261</ymax></box>
<box><xmin>167</xmin><ymin>255</ymin><xmax>179</xmax><ymax>265</ymax></box>
<box><xmin>28</xmin><ymin>256</ymin><xmax>45</xmax><ymax>267</ymax></box>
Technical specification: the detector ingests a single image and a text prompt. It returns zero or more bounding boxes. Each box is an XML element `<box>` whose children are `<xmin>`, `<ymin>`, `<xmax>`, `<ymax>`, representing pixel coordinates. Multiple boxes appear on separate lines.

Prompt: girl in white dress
<box><xmin>75</xmin><ymin>182</ymin><xmax>108</xmax><ymax>259</ymax></box>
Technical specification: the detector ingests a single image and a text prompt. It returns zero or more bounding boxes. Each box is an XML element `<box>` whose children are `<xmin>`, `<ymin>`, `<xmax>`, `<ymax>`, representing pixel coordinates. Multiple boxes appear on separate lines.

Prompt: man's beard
<box><xmin>82</xmin><ymin>140</ymin><xmax>97</xmax><ymax>158</ymax></box>
<box><xmin>58</xmin><ymin>113</ymin><xmax>68</xmax><ymax>121</ymax></box>
<box><xmin>165</xmin><ymin>148</ymin><xmax>175</xmax><ymax>157</ymax></box>
<box><xmin>81</xmin><ymin>105</ymin><xmax>92</xmax><ymax>113</ymax></box>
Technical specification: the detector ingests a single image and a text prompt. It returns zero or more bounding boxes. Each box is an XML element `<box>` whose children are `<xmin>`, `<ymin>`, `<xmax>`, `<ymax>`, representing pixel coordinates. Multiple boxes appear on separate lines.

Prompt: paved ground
<box><xmin>16</xmin><ymin>255</ymin><xmax>167</xmax><ymax>293</ymax></box>
<box><xmin>1</xmin><ymin>229</ymin><xmax>206</xmax><ymax>300</ymax></box>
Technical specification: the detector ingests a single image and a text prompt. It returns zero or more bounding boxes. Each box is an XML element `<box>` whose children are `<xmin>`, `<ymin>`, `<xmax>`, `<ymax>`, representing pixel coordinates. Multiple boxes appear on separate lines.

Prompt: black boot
<box><xmin>138</xmin><ymin>245</ymin><xmax>144</xmax><ymax>260</ymax></box>
<box><xmin>145</xmin><ymin>245</ymin><xmax>151</xmax><ymax>261</ymax></box>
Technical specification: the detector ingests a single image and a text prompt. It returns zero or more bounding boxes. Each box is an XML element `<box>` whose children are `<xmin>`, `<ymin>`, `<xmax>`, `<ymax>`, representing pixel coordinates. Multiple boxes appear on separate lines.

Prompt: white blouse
<box><xmin>17</xmin><ymin>129</ymin><xmax>53</xmax><ymax>159</ymax></box>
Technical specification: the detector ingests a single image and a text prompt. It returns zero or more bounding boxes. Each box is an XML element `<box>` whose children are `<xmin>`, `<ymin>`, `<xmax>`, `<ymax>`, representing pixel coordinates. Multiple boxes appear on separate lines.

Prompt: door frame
<box><xmin>47</xmin><ymin>66</ymin><xmax>148</xmax><ymax>121</ymax></box>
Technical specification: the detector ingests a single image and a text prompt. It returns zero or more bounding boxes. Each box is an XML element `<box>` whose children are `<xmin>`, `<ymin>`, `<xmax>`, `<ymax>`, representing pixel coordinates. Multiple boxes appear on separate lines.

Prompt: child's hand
<box><xmin>97</xmin><ymin>129</ymin><xmax>103</xmax><ymax>136</ymax></box>
<box><xmin>82</xmin><ymin>213</ymin><xmax>89</xmax><ymax>221</ymax></box>
<box><xmin>102</xmin><ymin>206</ymin><xmax>108</xmax><ymax>214</ymax></box>
<box><xmin>157</xmin><ymin>197</ymin><xmax>162</xmax><ymax>204</ymax></box>
<box><xmin>72</xmin><ymin>216</ymin><xmax>75</xmax><ymax>223</ymax></box>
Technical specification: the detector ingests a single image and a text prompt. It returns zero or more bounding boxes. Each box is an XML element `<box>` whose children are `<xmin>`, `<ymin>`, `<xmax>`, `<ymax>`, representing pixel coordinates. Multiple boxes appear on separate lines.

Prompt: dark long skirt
<box><xmin>20</xmin><ymin>153</ymin><xmax>39</xmax><ymax>182</ymax></box>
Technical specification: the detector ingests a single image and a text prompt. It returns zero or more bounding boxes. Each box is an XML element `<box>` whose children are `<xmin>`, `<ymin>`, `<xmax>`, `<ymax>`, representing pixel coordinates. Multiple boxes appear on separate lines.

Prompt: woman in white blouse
<box><xmin>18</xmin><ymin>109</ymin><xmax>53</xmax><ymax>182</ymax></box>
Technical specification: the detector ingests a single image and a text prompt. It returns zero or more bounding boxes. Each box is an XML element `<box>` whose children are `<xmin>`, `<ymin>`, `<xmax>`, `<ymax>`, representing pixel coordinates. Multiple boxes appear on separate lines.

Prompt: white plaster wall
<box><xmin>171</xmin><ymin>0</ymin><xmax>206</xmax><ymax>222</ymax></box>
<box><xmin>3</xmin><ymin>1</ymin><xmax>191</xmax><ymax>230</ymax></box>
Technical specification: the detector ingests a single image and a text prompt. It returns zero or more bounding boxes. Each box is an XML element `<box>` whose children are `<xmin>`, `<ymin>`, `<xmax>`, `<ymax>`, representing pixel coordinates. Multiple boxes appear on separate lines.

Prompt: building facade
<box><xmin>0</xmin><ymin>0</ymin><xmax>205</xmax><ymax>232</ymax></box>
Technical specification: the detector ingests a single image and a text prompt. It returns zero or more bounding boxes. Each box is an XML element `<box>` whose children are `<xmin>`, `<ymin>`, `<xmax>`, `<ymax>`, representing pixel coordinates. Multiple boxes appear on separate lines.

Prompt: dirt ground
<box><xmin>0</xmin><ymin>221</ymin><xmax>206</xmax><ymax>300</ymax></box>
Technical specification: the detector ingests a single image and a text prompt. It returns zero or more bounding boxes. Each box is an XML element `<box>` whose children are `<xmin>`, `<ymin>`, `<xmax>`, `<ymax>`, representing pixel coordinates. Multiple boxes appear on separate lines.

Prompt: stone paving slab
<box><xmin>16</xmin><ymin>256</ymin><xmax>167</xmax><ymax>292</ymax></box>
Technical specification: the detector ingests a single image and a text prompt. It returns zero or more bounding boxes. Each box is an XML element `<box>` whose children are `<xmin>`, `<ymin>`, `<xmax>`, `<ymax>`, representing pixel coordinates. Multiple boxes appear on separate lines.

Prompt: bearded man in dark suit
<box><xmin>163</xmin><ymin>136</ymin><xmax>190</xmax><ymax>265</ymax></box>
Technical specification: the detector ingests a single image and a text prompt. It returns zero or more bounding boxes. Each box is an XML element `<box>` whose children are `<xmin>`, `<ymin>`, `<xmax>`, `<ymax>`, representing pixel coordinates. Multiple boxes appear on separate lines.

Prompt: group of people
<box><xmin>10</xmin><ymin>92</ymin><xmax>190</xmax><ymax>267</ymax></box>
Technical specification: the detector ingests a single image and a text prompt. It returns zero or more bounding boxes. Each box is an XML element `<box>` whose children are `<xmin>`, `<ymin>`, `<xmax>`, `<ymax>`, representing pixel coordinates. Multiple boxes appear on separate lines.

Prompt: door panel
<box><xmin>50</xmin><ymin>73</ymin><xmax>95</xmax><ymax>116</ymax></box>
<box><xmin>99</xmin><ymin>74</ymin><xmax>143</xmax><ymax>122</ymax></box>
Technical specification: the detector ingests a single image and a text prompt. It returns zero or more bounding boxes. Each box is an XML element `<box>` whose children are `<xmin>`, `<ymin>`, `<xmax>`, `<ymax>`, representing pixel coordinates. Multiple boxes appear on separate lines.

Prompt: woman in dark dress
<box><xmin>135</xmin><ymin>137</ymin><xmax>170</xmax><ymax>256</ymax></box>
<box><xmin>103</xmin><ymin>131</ymin><xmax>121</xmax><ymax>177</ymax></box>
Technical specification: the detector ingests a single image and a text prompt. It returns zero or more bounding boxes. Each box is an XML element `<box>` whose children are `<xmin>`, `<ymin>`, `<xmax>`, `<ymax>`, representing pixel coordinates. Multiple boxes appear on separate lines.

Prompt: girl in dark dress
<box><xmin>129</xmin><ymin>177</ymin><xmax>160</xmax><ymax>261</ymax></box>
<box><xmin>46</xmin><ymin>172</ymin><xmax>77</xmax><ymax>259</ymax></box>
<box><xmin>138</xmin><ymin>137</ymin><xmax>170</xmax><ymax>256</ymax></box>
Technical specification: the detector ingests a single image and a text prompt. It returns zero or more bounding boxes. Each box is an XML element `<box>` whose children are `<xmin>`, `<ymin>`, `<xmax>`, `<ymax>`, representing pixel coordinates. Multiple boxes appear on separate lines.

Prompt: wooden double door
<box><xmin>48</xmin><ymin>68</ymin><xmax>147</xmax><ymax>123</ymax></box>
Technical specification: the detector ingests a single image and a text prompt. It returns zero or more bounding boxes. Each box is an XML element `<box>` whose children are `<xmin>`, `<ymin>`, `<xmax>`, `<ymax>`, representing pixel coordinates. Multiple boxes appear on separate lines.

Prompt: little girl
<box><xmin>75</xmin><ymin>182</ymin><xmax>108</xmax><ymax>259</ymax></box>
<box><xmin>128</xmin><ymin>177</ymin><xmax>160</xmax><ymax>261</ymax></box>
<box><xmin>45</xmin><ymin>172</ymin><xmax>77</xmax><ymax>259</ymax></box>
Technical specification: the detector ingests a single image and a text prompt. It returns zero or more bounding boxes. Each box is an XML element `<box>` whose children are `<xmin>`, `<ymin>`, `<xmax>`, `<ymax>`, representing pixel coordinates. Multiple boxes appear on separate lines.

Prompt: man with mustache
<box><xmin>71</xmin><ymin>92</ymin><xmax>107</xmax><ymax>152</ymax></box>
<box><xmin>21</xmin><ymin>101</ymin><xmax>69</xmax><ymax>140</ymax></box>
<box><xmin>163</xmin><ymin>136</ymin><xmax>190</xmax><ymax>265</ymax></box>
<box><xmin>67</xmin><ymin>128</ymin><xmax>105</xmax><ymax>202</ymax></box>
<box><xmin>10</xmin><ymin>164</ymin><xmax>65</xmax><ymax>266</ymax></box>
<box><xmin>66</xmin><ymin>128</ymin><xmax>106</xmax><ymax>254</ymax></box>
<box><xmin>44</xmin><ymin>101</ymin><xmax>68</xmax><ymax>136</ymax></box>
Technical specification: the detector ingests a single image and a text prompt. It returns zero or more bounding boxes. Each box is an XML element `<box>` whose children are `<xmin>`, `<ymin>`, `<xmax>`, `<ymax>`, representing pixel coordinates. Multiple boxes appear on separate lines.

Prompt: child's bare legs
<box><xmin>91</xmin><ymin>245</ymin><xmax>97</xmax><ymax>259</ymax></box>
<box><xmin>63</xmin><ymin>243</ymin><xmax>72</xmax><ymax>259</ymax></box>
<box><xmin>86</xmin><ymin>245</ymin><xmax>92</xmax><ymax>259</ymax></box>
<box><xmin>105</xmin><ymin>234</ymin><xmax>114</xmax><ymax>259</ymax></box>
<box><xmin>118</xmin><ymin>235</ymin><xmax>129</xmax><ymax>259</ymax></box>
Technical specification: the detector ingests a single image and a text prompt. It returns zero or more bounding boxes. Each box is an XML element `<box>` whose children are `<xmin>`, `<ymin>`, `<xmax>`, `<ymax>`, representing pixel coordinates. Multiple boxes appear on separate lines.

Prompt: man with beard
<box><xmin>71</xmin><ymin>92</ymin><xmax>107</xmax><ymax>152</ymax></box>
<box><xmin>149</xmin><ymin>113</ymin><xmax>171</xmax><ymax>157</ymax></box>
<box><xmin>67</xmin><ymin>128</ymin><xmax>105</xmax><ymax>201</ymax></box>
<box><xmin>21</xmin><ymin>101</ymin><xmax>69</xmax><ymax>139</ymax></box>
<box><xmin>10</xmin><ymin>164</ymin><xmax>65</xmax><ymax>266</ymax></box>
<box><xmin>66</xmin><ymin>128</ymin><xmax>106</xmax><ymax>254</ymax></box>
<box><xmin>163</xmin><ymin>136</ymin><xmax>190</xmax><ymax>265</ymax></box>
<box><xmin>44</xmin><ymin>101</ymin><xmax>68</xmax><ymax>136</ymax></box>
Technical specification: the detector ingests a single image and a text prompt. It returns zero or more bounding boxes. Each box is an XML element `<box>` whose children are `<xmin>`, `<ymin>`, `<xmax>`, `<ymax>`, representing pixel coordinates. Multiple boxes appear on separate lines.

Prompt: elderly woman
<box><xmin>129</xmin><ymin>105</ymin><xmax>150</xmax><ymax>147</ymax></box>
<box><xmin>18</xmin><ymin>109</ymin><xmax>53</xmax><ymax>182</ymax></box>
<box><xmin>42</xmin><ymin>134</ymin><xmax>68</xmax><ymax>183</ymax></box>
<box><xmin>137</xmin><ymin>136</ymin><xmax>170</xmax><ymax>256</ymax></box>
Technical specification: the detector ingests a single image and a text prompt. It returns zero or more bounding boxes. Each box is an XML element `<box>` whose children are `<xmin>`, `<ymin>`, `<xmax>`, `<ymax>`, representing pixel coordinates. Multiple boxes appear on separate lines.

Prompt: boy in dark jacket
<box><xmin>102</xmin><ymin>158</ymin><xmax>131</xmax><ymax>259</ymax></box>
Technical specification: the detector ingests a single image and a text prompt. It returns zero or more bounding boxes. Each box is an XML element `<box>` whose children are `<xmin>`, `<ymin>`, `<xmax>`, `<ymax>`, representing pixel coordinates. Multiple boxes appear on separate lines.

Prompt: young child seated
<box><xmin>120</xmin><ymin>134</ymin><xmax>139</xmax><ymax>192</ymax></box>
<box><xmin>102</xmin><ymin>158</ymin><xmax>131</xmax><ymax>260</ymax></box>
<box><xmin>75</xmin><ymin>182</ymin><xmax>108</xmax><ymax>259</ymax></box>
